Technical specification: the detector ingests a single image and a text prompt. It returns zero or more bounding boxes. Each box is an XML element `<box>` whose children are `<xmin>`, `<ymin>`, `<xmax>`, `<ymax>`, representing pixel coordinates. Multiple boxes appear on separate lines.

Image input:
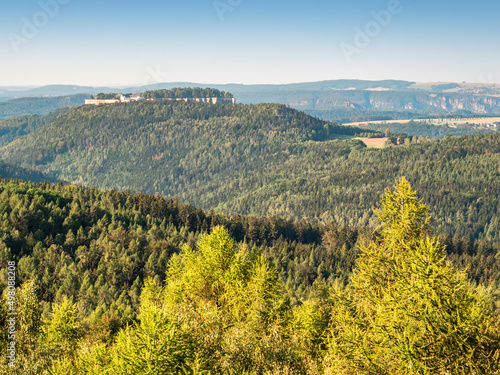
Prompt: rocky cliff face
<box><xmin>264</xmin><ymin>91</ymin><xmax>500</xmax><ymax>115</ymax></box>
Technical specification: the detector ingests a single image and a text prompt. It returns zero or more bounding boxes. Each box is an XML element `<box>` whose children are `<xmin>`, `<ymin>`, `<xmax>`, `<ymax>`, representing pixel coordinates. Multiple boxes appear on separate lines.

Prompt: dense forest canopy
<box><xmin>0</xmin><ymin>108</ymin><xmax>70</xmax><ymax>147</ymax></box>
<box><xmin>143</xmin><ymin>87</ymin><xmax>234</xmax><ymax>99</ymax></box>
<box><xmin>306</xmin><ymin>108</ymin><xmax>432</xmax><ymax>124</ymax></box>
<box><xmin>95</xmin><ymin>93</ymin><xmax>120</xmax><ymax>100</ymax></box>
<box><xmin>0</xmin><ymin>93</ymin><xmax>499</xmax><ymax>370</ymax></box>
<box><xmin>0</xmin><ymin>160</ymin><xmax>58</xmax><ymax>183</ymax></box>
<box><xmin>0</xmin><ymin>101</ymin><xmax>498</xmax><ymax>243</ymax></box>
<box><xmin>0</xmin><ymin>95</ymin><xmax>86</xmax><ymax>119</ymax></box>
<box><xmin>0</xmin><ymin>178</ymin><xmax>498</xmax><ymax>373</ymax></box>
<box><xmin>363</xmin><ymin>120</ymin><xmax>497</xmax><ymax>139</ymax></box>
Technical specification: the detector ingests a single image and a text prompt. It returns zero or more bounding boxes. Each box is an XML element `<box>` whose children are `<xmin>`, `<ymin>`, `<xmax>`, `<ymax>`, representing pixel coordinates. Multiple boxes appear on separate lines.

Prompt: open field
<box><xmin>357</xmin><ymin>137</ymin><xmax>388</xmax><ymax>148</ymax></box>
<box><xmin>344</xmin><ymin>117</ymin><xmax>500</xmax><ymax>127</ymax></box>
<box><xmin>364</xmin><ymin>87</ymin><xmax>391</xmax><ymax>91</ymax></box>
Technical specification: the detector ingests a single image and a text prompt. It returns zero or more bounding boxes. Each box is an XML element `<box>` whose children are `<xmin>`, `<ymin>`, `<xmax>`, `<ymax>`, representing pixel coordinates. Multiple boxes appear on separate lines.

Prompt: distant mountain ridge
<box><xmin>2</xmin><ymin>80</ymin><xmax>500</xmax><ymax>121</ymax></box>
<box><xmin>3</xmin><ymin>79</ymin><xmax>500</xmax><ymax>100</ymax></box>
<box><xmin>0</xmin><ymin>80</ymin><xmax>415</xmax><ymax>99</ymax></box>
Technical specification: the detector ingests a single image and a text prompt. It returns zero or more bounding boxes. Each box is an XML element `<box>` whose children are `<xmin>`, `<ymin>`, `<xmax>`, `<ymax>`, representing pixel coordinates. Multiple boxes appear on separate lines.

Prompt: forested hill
<box><xmin>0</xmin><ymin>94</ymin><xmax>86</xmax><ymax>119</ymax></box>
<box><xmin>1</xmin><ymin>100</ymin><xmax>499</xmax><ymax>243</ymax></box>
<box><xmin>0</xmin><ymin>108</ymin><xmax>70</xmax><ymax>147</ymax></box>
<box><xmin>0</xmin><ymin>159</ymin><xmax>58</xmax><ymax>183</ymax></box>
<box><xmin>0</xmin><ymin>99</ymin><xmax>374</xmax><ymax>192</ymax></box>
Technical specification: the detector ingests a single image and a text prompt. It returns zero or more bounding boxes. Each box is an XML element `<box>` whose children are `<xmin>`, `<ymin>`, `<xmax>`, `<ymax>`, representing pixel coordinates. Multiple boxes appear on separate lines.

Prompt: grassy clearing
<box><xmin>356</xmin><ymin>137</ymin><xmax>388</xmax><ymax>148</ymax></box>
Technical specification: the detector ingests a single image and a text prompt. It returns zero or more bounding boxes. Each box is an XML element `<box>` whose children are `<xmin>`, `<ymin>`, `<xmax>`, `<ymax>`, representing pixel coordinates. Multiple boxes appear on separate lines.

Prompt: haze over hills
<box><xmin>0</xmin><ymin>80</ymin><xmax>416</xmax><ymax>99</ymax></box>
<box><xmin>2</xmin><ymin>80</ymin><xmax>500</xmax><ymax>122</ymax></box>
<box><xmin>2</xmin><ymin>79</ymin><xmax>499</xmax><ymax>99</ymax></box>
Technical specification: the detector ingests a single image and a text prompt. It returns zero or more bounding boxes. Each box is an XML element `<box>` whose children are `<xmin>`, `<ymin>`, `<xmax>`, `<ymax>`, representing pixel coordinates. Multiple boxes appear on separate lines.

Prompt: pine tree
<box><xmin>44</xmin><ymin>298</ymin><xmax>83</xmax><ymax>358</ymax></box>
<box><xmin>326</xmin><ymin>177</ymin><xmax>500</xmax><ymax>374</ymax></box>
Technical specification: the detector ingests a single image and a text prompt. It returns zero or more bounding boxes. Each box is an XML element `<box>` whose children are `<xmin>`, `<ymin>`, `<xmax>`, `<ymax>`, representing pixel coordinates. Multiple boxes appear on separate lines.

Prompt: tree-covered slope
<box><xmin>207</xmin><ymin>133</ymin><xmax>500</xmax><ymax>242</ymax></box>
<box><xmin>0</xmin><ymin>108</ymin><xmax>70</xmax><ymax>147</ymax></box>
<box><xmin>1</xmin><ymin>101</ymin><xmax>499</xmax><ymax>243</ymax></box>
<box><xmin>0</xmin><ymin>100</ymin><xmax>371</xmax><ymax>198</ymax></box>
<box><xmin>363</xmin><ymin>120</ymin><xmax>497</xmax><ymax>139</ymax></box>
<box><xmin>0</xmin><ymin>94</ymin><xmax>87</xmax><ymax>119</ymax></box>
<box><xmin>0</xmin><ymin>159</ymin><xmax>58</xmax><ymax>183</ymax></box>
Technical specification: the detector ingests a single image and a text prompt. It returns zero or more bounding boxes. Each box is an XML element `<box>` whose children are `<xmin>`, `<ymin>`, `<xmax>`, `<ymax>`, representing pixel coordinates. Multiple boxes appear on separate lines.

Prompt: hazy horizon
<box><xmin>2</xmin><ymin>78</ymin><xmax>500</xmax><ymax>92</ymax></box>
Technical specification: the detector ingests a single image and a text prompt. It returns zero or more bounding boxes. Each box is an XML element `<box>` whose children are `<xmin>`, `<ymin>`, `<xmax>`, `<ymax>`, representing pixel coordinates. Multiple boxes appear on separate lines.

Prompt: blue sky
<box><xmin>1</xmin><ymin>0</ymin><xmax>499</xmax><ymax>86</ymax></box>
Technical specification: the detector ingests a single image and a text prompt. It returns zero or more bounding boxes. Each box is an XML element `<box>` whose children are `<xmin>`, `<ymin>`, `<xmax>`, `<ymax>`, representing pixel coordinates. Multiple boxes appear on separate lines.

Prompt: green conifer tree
<box><xmin>326</xmin><ymin>177</ymin><xmax>500</xmax><ymax>374</ymax></box>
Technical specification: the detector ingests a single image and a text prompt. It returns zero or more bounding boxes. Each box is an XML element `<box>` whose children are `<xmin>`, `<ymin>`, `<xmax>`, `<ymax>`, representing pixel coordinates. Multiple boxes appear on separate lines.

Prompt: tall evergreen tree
<box><xmin>326</xmin><ymin>177</ymin><xmax>500</xmax><ymax>374</ymax></box>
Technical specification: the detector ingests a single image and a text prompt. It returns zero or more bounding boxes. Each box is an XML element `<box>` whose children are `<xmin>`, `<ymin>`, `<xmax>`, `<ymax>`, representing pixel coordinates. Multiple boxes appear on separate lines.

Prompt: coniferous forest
<box><xmin>3</xmin><ymin>0</ymin><xmax>500</xmax><ymax>371</ymax></box>
<box><xmin>0</xmin><ymin>177</ymin><xmax>498</xmax><ymax>373</ymax></box>
<box><xmin>0</xmin><ymin>101</ymin><xmax>499</xmax><ymax>243</ymax></box>
<box><xmin>0</xmin><ymin>98</ymin><xmax>499</xmax><ymax>373</ymax></box>
<box><xmin>3</xmin><ymin>0</ymin><xmax>500</xmax><ymax>370</ymax></box>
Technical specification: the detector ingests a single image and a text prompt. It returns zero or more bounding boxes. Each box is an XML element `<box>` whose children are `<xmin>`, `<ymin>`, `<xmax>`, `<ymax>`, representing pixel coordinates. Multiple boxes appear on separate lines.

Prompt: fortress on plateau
<box><xmin>85</xmin><ymin>92</ymin><xmax>236</xmax><ymax>106</ymax></box>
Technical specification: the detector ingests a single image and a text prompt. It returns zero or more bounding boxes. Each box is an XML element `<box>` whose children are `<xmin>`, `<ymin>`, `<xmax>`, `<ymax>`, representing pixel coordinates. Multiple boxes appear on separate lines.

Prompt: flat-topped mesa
<box><xmin>85</xmin><ymin>87</ymin><xmax>236</xmax><ymax>105</ymax></box>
